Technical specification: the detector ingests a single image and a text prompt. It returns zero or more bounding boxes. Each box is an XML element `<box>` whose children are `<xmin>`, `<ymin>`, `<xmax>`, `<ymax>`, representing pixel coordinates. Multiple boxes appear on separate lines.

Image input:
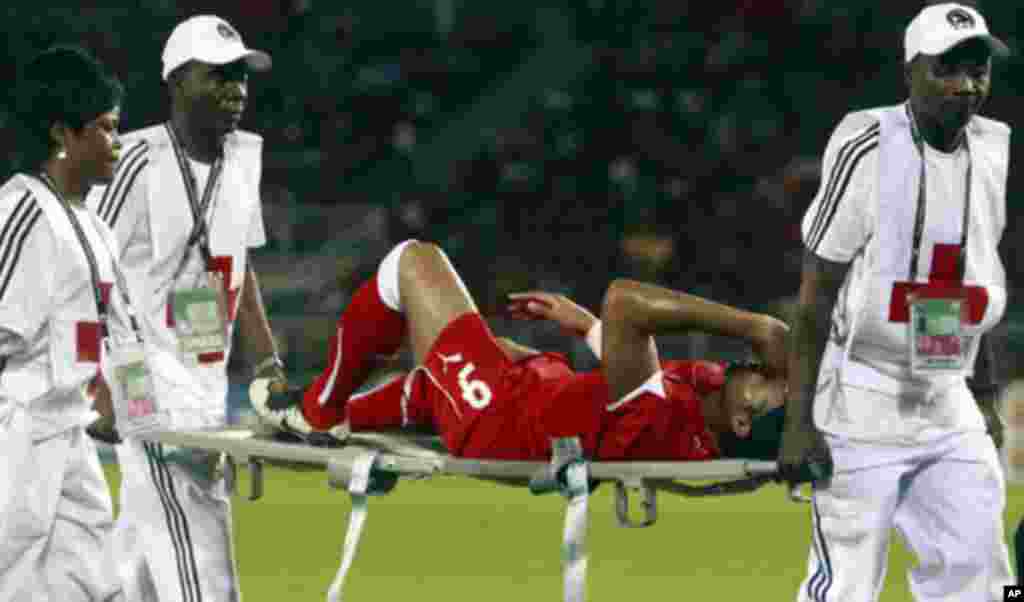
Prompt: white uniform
<box><xmin>87</xmin><ymin>125</ymin><xmax>266</xmax><ymax>602</ymax></box>
<box><xmin>797</xmin><ymin>105</ymin><xmax>1013</xmax><ymax>602</ymax></box>
<box><xmin>0</xmin><ymin>174</ymin><xmax>134</xmax><ymax>601</ymax></box>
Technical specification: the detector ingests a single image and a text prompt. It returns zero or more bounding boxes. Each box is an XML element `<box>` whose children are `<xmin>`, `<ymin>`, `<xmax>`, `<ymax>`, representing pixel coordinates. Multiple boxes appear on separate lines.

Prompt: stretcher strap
<box><xmin>561</xmin><ymin>461</ymin><xmax>589</xmax><ymax>602</ymax></box>
<box><xmin>328</xmin><ymin>451</ymin><xmax>377</xmax><ymax>602</ymax></box>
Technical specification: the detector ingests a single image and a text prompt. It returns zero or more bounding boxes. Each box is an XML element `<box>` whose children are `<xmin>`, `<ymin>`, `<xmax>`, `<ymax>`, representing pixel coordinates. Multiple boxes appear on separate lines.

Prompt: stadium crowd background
<box><xmin>3</xmin><ymin>0</ymin><xmax>1023</xmax><ymax>426</ymax></box>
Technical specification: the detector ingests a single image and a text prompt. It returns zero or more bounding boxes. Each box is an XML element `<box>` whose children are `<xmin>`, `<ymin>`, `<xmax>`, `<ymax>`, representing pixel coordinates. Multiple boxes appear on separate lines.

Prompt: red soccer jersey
<box><xmin>411</xmin><ymin>313</ymin><xmax>722</xmax><ymax>462</ymax></box>
<box><xmin>518</xmin><ymin>355</ymin><xmax>723</xmax><ymax>461</ymax></box>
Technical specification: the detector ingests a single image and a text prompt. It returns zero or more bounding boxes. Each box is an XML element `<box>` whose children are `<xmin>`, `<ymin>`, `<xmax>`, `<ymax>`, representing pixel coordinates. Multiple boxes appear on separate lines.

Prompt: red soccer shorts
<box><xmin>411</xmin><ymin>312</ymin><xmax>535</xmax><ymax>458</ymax></box>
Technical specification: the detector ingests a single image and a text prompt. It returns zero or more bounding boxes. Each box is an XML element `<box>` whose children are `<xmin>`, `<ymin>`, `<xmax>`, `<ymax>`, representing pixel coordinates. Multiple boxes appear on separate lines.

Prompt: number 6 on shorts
<box><xmin>457</xmin><ymin>363</ymin><xmax>493</xmax><ymax>409</ymax></box>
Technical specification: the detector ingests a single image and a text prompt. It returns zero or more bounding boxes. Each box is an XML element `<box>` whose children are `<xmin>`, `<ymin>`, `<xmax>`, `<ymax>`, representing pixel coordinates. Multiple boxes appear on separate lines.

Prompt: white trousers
<box><xmin>796</xmin><ymin>428</ymin><xmax>1014</xmax><ymax>601</ymax></box>
<box><xmin>0</xmin><ymin>417</ymin><xmax>123</xmax><ymax>602</ymax></box>
<box><xmin>114</xmin><ymin>437</ymin><xmax>241</xmax><ymax>602</ymax></box>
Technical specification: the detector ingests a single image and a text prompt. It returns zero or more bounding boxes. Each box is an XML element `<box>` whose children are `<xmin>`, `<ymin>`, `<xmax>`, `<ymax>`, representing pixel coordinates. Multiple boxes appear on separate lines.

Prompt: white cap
<box><xmin>904</xmin><ymin>3</ymin><xmax>1009</xmax><ymax>63</ymax></box>
<box><xmin>161</xmin><ymin>15</ymin><xmax>272</xmax><ymax>81</ymax></box>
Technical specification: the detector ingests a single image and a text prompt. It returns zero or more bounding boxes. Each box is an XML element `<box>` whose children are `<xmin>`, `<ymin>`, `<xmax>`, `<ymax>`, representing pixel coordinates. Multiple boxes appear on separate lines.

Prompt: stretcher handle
<box><xmin>650</xmin><ymin>473</ymin><xmax>776</xmax><ymax>497</ymax></box>
<box><xmin>220</xmin><ymin>453</ymin><xmax>264</xmax><ymax>502</ymax></box>
<box><xmin>529</xmin><ymin>437</ymin><xmax>586</xmax><ymax>496</ymax></box>
<box><xmin>785</xmin><ymin>459</ymin><xmax>831</xmax><ymax>503</ymax></box>
<box><xmin>327</xmin><ymin>453</ymin><xmax>400</xmax><ymax>495</ymax></box>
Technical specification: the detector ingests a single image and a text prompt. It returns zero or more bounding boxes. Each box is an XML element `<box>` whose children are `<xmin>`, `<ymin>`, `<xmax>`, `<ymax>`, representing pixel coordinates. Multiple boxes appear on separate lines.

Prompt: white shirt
<box><xmin>800</xmin><ymin>106</ymin><xmax>1009</xmax><ymax>444</ymax></box>
<box><xmin>87</xmin><ymin>126</ymin><xmax>267</xmax><ymax>430</ymax></box>
<box><xmin>806</xmin><ymin>127</ymin><xmax>971</xmax><ymax>270</ymax></box>
<box><xmin>0</xmin><ymin>175</ymin><xmax>135</xmax><ymax>438</ymax></box>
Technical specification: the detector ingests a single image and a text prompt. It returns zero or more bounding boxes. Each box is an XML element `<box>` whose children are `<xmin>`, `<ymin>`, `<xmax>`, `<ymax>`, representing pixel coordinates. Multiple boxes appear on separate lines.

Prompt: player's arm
<box><xmin>495</xmin><ymin>337</ymin><xmax>542</xmax><ymax>362</ymax></box>
<box><xmin>237</xmin><ymin>258</ymin><xmax>283</xmax><ymax>380</ymax></box>
<box><xmin>599</xmin><ymin>279</ymin><xmax>786</xmax><ymax>401</ymax></box>
<box><xmin>506</xmin><ymin>290</ymin><xmax>599</xmax><ymax>357</ymax></box>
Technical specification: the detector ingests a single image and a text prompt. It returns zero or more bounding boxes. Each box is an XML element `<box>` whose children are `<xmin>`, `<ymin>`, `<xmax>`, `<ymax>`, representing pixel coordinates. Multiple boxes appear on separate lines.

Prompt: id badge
<box><xmin>908</xmin><ymin>289</ymin><xmax>967</xmax><ymax>376</ymax></box>
<box><xmin>171</xmin><ymin>271</ymin><xmax>228</xmax><ymax>354</ymax></box>
<box><xmin>107</xmin><ymin>340</ymin><xmax>162</xmax><ymax>437</ymax></box>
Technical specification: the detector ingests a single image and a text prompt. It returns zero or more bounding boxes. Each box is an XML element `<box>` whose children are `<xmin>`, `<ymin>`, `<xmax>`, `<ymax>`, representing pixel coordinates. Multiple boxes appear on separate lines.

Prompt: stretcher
<box><xmin>140</xmin><ymin>426</ymin><xmax>780</xmax><ymax>602</ymax></box>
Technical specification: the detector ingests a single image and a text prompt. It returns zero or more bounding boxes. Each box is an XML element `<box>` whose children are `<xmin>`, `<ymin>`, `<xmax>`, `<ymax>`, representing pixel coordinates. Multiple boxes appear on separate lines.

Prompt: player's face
<box><xmin>65</xmin><ymin>107</ymin><xmax>122</xmax><ymax>184</ymax></box>
<box><xmin>909</xmin><ymin>39</ymin><xmax>992</xmax><ymax>132</ymax></box>
<box><xmin>179</xmin><ymin>60</ymin><xmax>249</xmax><ymax>137</ymax></box>
<box><xmin>720</xmin><ymin>370</ymin><xmax>786</xmax><ymax>439</ymax></box>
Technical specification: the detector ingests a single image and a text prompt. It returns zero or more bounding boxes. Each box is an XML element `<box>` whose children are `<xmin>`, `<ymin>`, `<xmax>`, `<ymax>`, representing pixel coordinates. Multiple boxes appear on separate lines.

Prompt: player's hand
<box><xmin>751</xmin><ymin>315</ymin><xmax>789</xmax><ymax>378</ymax></box>
<box><xmin>507</xmin><ymin>291</ymin><xmax>598</xmax><ymax>336</ymax></box>
<box><xmin>777</xmin><ymin>420</ymin><xmax>833</xmax><ymax>487</ymax></box>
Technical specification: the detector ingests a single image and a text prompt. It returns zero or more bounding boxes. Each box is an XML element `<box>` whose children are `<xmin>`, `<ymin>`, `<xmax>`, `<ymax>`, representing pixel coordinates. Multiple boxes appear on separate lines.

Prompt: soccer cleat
<box><xmin>249</xmin><ymin>377</ymin><xmax>315</xmax><ymax>440</ymax></box>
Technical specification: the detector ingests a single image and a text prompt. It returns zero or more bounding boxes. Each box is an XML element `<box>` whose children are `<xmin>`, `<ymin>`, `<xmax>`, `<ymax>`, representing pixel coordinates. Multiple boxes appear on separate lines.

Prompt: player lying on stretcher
<box><xmin>251</xmin><ymin>240</ymin><xmax>789</xmax><ymax>461</ymax></box>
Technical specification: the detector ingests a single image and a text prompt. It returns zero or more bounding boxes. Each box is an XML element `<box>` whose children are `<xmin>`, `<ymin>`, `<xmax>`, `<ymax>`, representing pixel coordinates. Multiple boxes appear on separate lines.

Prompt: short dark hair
<box><xmin>718</xmin><ymin>406</ymin><xmax>785</xmax><ymax>460</ymax></box>
<box><xmin>13</xmin><ymin>45</ymin><xmax>123</xmax><ymax>169</ymax></box>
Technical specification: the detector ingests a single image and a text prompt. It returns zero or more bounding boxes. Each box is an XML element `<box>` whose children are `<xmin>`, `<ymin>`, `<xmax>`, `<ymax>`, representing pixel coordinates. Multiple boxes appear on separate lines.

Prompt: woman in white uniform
<box><xmin>0</xmin><ymin>45</ymin><xmax>134</xmax><ymax>601</ymax></box>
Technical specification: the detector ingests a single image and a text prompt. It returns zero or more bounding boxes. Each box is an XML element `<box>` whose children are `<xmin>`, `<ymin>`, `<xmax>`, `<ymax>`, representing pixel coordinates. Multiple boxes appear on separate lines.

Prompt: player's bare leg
<box><xmin>252</xmin><ymin>240</ymin><xmax>481</xmax><ymax>433</ymax></box>
<box><xmin>600</xmin><ymin>279</ymin><xmax>782</xmax><ymax>437</ymax></box>
<box><xmin>339</xmin><ymin>241</ymin><xmax>480</xmax><ymax>433</ymax></box>
<box><xmin>302</xmin><ymin>239</ymin><xmax>476</xmax><ymax>428</ymax></box>
<box><xmin>396</xmin><ymin>241</ymin><xmax>478</xmax><ymax>364</ymax></box>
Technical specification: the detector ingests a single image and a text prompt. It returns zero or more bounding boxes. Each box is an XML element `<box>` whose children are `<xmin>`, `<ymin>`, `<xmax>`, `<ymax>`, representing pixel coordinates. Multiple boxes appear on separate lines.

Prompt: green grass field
<box><xmin>104</xmin><ymin>465</ymin><xmax>1024</xmax><ymax>601</ymax></box>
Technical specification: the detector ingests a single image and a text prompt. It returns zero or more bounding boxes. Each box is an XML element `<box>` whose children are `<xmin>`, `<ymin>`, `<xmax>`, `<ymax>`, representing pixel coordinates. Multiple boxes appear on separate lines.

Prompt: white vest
<box><xmin>812</xmin><ymin>105</ymin><xmax>1009</xmax><ymax>443</ymax></box>
<box><xmin>0</xmin><ymin>175</ymin><xmax>134</xmax><ymax>437</ymax></box>
<box><xmin>90</xmin><ymin>125</ymin><xmax>265</xmax><ymax>428</ymax></box>
<box><xmin>831</xmin><ymin>105</ymin><xmax>1008</xmax><ymax>393</ymax></box>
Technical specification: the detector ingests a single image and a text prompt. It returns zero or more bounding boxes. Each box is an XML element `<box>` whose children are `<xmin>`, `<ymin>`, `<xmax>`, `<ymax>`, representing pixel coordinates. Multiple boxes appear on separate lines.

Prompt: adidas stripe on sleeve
<box><xmin>801</xmin><ymin>120</ymin><xmax>879</xmax><ymax>263</ymax></box>
<box><xmin>0</xmin><ymin>191</ymin><xmax>54</xmax><ymax>343</ymax></box>
<box><xmin>88</xmin><ymin>140</ymin><xmax>149</xmax><ymax>254</ymax></box>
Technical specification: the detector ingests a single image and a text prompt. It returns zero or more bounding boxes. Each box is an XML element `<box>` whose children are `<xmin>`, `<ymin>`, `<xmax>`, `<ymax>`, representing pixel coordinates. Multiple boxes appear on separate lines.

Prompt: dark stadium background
<box><xmin>3</xmin><ymin>0</ymin><xmax>1022</xmax><ymax>430</ymax></box>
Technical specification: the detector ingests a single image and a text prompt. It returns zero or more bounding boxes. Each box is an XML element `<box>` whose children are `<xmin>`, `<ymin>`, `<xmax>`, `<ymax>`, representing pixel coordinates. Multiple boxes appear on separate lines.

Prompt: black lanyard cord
<box><xmin>905</xmin><ymin>103</ymin><xmax>972</xmax><ymax>283</ymax></box>
<box><xmin>165</xmin><ymin>123</ymin><xmax>224</xmax><ymax>265</ymax></box>
<box><xmin>36</xmin><ymin>173</ymin><xmax>141</xmax><ymax>338</ymax></box>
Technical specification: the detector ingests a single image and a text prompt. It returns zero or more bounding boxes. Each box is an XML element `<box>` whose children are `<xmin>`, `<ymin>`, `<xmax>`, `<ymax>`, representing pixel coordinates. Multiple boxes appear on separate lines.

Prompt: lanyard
<box><xmin>36</xmin><ymin>173</ymin><xmax>141</xmax><ymax>339</ymax></box>
<box><xmin>165</xmin><ymin>123</ymin><xmax>224</xmax><ymax>265</ymax></box>
<box><xmin>905</xmin><ymin>103</ymin><xmax>972</xmax><ymax>282</ymax></box>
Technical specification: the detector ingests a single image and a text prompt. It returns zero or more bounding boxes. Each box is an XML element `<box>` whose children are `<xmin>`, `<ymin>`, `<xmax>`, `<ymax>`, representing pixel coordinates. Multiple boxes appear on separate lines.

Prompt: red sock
<box><xmin>302</xmin><ymin>276</ymin><xmax>407</xmax><ymax>429</ymax></box>
<box><xmin>346</xmin><ymin>372</ymin><xmax>433</xmax><ymax>431</ymax></box>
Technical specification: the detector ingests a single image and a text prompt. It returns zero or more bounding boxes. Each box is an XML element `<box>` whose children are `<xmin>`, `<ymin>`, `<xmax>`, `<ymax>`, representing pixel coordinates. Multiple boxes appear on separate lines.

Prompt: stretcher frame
<box><xmin>141</xmin><ymin>427</ymin><xmax>779</xmax><ymax>519</ymax></box>
<box><xmin>140</xmin><ymin>426</ymin><xmax>780</xmax><ymax>601</ymax></box>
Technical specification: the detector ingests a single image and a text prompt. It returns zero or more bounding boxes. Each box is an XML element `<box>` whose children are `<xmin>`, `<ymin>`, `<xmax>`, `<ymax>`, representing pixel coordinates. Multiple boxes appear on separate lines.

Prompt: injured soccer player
<box><xmin>251</xmin><ymin>240</ymin><xmax>789</xmax><ymax>461</ymax></box>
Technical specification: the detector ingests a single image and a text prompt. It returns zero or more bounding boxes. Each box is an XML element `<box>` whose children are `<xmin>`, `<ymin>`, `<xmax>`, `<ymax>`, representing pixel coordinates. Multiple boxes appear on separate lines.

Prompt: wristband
<box><xmin>585</xmin><ymin>321</ymin><xmax>602</xmax><ymax>359</ymax></box>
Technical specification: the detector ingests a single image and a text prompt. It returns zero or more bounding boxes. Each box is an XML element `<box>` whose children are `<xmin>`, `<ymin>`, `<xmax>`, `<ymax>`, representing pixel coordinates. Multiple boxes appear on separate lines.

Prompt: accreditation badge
<box><xmin>106</xmin><ymin>339</ymin><xmax>161</xmax><ymax>436</ymax></box>
<box><xmin>907</xmin><ymin>287</ymin><xmax>967</xmax><ymax>376</ymax></box>
<box><xmin>171</xmin><ymin>270</ymin><xmax>228</xmax><ymax>355</ymax></box>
